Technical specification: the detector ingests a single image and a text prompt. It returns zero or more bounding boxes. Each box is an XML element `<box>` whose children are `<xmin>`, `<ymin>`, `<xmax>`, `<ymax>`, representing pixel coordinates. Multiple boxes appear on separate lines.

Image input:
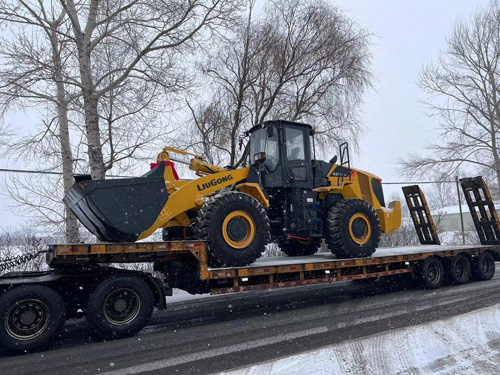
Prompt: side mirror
<box><xmin>254</xmin><ymin>152</ymin><xmax>267</xmax><ymax>163</ymax></box>
<box><xmin>329</xmin><ymin>155</ymin><xmax>338</xmax><ymax>164</ymax></box>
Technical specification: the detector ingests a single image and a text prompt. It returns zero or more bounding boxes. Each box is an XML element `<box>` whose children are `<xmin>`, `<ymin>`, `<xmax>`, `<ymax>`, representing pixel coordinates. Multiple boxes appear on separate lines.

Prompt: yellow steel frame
<box><xmin>236</xmin><ymin>183</ymin><xmax>269</xmax><ymax>207</ymax></box>
<box><xmin>137</xmin><ymin>168</ymin><xmax>251</xmax><ymax>240</ymax></box>
<box><xmin>313</xmin><ymin>164</ymin><xmax>401</xmax><ymax>234</ymax></box>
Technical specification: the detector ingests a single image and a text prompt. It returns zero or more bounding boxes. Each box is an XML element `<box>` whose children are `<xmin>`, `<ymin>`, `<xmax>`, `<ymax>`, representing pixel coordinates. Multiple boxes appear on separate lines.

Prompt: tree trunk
<box><xmin>52</xmin><ymin>23</ymin><xmax>80</xmax><ymax>243</ymax></box>
<box><xmin>58</xmin><ymin>104</ymin><xmax>80</xmax><ymax>242</ymax></box>
<box><xmin>79</xmin><ymin>52</ymin><xmax>106</xmax><ymax>180</ymax></box>
<box><xmin>83</xmin><ymin>94</ymin><xmax>106</xmax><ymax>180</ymax></box>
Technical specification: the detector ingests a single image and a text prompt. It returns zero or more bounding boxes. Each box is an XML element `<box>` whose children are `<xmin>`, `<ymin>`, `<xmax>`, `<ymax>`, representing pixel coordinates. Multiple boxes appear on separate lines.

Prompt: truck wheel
<box><xmin>0</xmin><ymin>285</ymin><xmax>66</xmax><ymax>352</ymax></box>
<box><xmin>87</xmin><ymin>276</ymin><xmax>154</xmax><ymax>340</ymax></box>
<box><xmin>448</xmin><ymin>254</ymin><xmax>471</xmax><ymax>284</ymax></box>
<box><xmin>471</xmin><ymin>252</ymin><xmax>495</xmax><ymax>281</ymax></box>
<box><xmin>417</xmin><ymin>257</ymin><xmax>444</xmax><ymax>289</ymax></box>
<box><xmin>276</xmin><ymin>237</ymin><xmax>321</xmax><ymax>256</ymax></box>
<box><xmin>325</xmin><ymin>199</ymin><xmax>381</xmax><ymax>258</ymax></box>
<box><xmin>162</xmin><ymin>226</ymin><xmax>186</xmax><ymax>241</ymax></box>
<box><xmin>195</xmin><ymin>191</ymin><xmax>270</xmax><ymax>267</ymax></box>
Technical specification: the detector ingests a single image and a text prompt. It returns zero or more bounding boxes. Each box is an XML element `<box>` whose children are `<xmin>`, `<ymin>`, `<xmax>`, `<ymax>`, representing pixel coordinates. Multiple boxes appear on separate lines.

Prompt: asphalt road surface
<box><xmin>2</xmin><ymin>265</ymin><xmax>500</xmax><ymax>375</ymax></box>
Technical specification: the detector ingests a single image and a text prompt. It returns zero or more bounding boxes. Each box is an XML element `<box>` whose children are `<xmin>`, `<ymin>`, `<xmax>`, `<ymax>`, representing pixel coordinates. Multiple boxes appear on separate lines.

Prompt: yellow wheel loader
<box><xmin>64</xmin><ymin>120</ymin><xmax>401</xmax><ymax>267</ymax></box>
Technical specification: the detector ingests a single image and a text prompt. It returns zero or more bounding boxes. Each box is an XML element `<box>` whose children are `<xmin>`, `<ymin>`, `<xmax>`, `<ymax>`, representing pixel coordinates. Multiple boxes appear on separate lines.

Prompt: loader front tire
<box><xmin>276</xmin><ymin>237</ymin><xmax>321</xmax><ymax>256</ymax></box>
<box><xmin>195</xmin><ymin>192</ymin><xmax>270</xmax><ymax>267</ymax></box>
<box><xmin>326</xmin><ymin>199</ymin><xmax>381</xmax><ymax>259</ymax></box>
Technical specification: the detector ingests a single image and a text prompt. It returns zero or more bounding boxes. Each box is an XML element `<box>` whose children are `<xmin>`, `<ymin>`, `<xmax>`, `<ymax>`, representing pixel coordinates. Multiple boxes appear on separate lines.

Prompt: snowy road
<box><xmin>225</xmin><ymin>303</ymin><xmax>500</xmax><ymax>375</ymax></box>
<box><xmin>2</xmin><ymin>265</ymin><xmax>500</xmax><ymax>374</ymax></box>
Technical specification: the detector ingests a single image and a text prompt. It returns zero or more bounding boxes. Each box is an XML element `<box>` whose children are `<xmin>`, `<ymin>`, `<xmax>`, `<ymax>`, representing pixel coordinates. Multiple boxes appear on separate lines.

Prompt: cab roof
<box><xmin>247</xmin><ymin>120</ymin><xmax>313</xmax><ymax>135</ymax></box>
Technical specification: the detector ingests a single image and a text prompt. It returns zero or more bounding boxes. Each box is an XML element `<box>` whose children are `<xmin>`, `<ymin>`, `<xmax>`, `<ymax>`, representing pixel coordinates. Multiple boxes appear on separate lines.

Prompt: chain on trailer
<box><xmin>0</xmin><ymin>249</ymin><xmax>51</xmax><ymax>273</ymax></box>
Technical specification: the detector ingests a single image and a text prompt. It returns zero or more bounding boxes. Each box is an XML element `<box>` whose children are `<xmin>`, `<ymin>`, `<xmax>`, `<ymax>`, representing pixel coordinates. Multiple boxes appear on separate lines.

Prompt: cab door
<box><xmin>282</xmin><ymin>124</ymin><xmax>313</xmax><ymax>189</ymax></box>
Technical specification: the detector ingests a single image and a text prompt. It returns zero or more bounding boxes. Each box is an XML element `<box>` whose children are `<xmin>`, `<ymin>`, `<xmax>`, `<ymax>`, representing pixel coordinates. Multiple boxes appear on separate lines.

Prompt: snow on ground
<box><xmin>223</xmin><ymin>303</ymin><xmax>500</xmax><ymax>375</ymax></box>
<box><xmin>168</xmin><ymin>288</ymin><xmax>212</xmax><ymax>303</ymax></box>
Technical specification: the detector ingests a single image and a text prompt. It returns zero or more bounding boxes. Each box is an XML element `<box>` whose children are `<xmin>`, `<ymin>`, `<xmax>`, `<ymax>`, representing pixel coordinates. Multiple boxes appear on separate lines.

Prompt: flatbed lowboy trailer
<box><xmin>1</xmin><ymin>177</ymin><xmax>500</xmax><ymax>353</ymax></box>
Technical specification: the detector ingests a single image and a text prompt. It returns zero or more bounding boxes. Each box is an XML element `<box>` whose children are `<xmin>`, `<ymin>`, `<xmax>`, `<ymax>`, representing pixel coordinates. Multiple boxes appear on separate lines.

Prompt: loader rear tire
<box><xmin>195</xmin><ymin>192</ymin><xmax>270</xmax><ymax>267</ymax></box>
<box><xmin>276</xmin><ymin>237</ymin><xmax>321</xmax><ymax>256</ymax></box>
<box><xmin>325</xmin><ymin>199</ymin><xmax>381</xmax><ymax>259</ymax></box>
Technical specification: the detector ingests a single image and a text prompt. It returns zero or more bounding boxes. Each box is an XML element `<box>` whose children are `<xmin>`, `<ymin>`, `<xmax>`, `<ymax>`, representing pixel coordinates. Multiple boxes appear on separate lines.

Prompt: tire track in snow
<box><xmin>226</xmin><ymin>304</ymin><xmax>500</xmax><ymax>375</ymax></box>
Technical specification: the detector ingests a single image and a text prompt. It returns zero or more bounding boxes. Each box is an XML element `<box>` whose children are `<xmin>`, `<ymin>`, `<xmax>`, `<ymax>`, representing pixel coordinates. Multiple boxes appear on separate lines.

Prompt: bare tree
<box><xmin>60</xmin><ymin>0</ymin><xmax>242</xmax><ymax>179</ymax></box>
<box><xmin>0</xmin><ymin>2</ymin><xmax>80</xmax><ymax>241</ymax></box>
<box><xmin>1</xmin><ymin>1</ymin><xmax>241</xmax><ymax>241</ymax></box>
<box><xmin>424</xmin><ymin>175</ymin><xmax>459</xmax><ymax>211</ymax></box>
<box><xmin>401</xmin><ymin>0</ymin><xmax>500</xmax><ymax>195</ymax></box>
<box><xmin>186</xmin><ymin>0</ymin><xmax>372</xmax><ymax>167</ymax></box>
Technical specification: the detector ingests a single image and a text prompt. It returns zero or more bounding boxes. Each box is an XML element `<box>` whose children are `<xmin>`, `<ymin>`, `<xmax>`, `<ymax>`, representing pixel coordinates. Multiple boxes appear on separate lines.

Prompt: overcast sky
<box><xmin>0</xmin><ymin>0</ymin><xmax>489</xmax><ymax>230</ymax></box>
<box><xmin>334</xmin><ymin>0</ymin><xmax>486</xmax><ymax>197</ymax></box>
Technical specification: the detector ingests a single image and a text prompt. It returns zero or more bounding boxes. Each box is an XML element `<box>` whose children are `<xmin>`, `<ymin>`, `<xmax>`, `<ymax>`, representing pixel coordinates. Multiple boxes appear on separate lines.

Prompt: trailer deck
<box><xmin>213</xmin><ymin>244</ymin><xmax>498</xmax><ymax>268</ymax></box>
<box><xmin>46</xmin><ymin>241</ymin><xmax>500</xmax><ymax>295</ymax></box>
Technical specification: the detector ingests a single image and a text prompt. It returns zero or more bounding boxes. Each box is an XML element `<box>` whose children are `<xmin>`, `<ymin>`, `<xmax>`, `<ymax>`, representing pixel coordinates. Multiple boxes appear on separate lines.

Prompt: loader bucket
<box><xmin>63</xmin><ymin>163</ymin><xmax>169</xmax><ymax>242</ymax></box>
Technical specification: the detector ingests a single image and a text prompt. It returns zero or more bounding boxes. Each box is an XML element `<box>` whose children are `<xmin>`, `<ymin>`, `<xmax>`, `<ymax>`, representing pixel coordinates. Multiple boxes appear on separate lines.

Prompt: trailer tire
<box><xmin>325</xmin><ymin>199</ymin><xmax>381</xmax><ymax>258</ymax></box>
<box><xmin>0</xmin><ymin>285</ymin><xmax>66</xmax><ymax>353</ymax></box>
<box><xmin>417</xmin><ymin>257</ymin><xmax>444</xmax><ymax>289</ymax></box>
<box><xmin>276</xmin><ymin>237</ymin><xmax>321</xmax><ymax>256</ymax></box>
<box><xmin>195</xmin><ymin>192</ymin><xmax>270</xmax><ymax>267</ymax></box>
<box><xmin>87</xmin><ymin>276</ymin><xmax>154</xmax><ymax>340</ymax></box>
<box><xmin>448</xmin><ymin>254</ymin><xmax>471</xmax><ymax>285</ymax></box>
<box><xmin>471</xmin><ymin>252</ymin><xmax>495</xmax><ymax>281</ymax></box>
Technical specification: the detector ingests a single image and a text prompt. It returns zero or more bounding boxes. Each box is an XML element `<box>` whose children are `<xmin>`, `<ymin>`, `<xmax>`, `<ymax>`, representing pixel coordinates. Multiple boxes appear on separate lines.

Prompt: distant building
<box><xmin>431</xmin><ymin>204</ymin><xmax>500</xmax><ymax>232</ymax></box>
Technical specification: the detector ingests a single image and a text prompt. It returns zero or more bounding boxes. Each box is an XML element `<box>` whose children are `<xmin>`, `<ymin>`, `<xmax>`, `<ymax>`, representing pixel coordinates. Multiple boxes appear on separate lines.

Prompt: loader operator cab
<box><xmin>248</xmin><ymin>120</ymin><xmax>316</xmax><ymax>190</ymax></box>
<box><xmin>247</xmin><ymin>120</ymin><xmax>331</xmax><ymax>241</ymax></box>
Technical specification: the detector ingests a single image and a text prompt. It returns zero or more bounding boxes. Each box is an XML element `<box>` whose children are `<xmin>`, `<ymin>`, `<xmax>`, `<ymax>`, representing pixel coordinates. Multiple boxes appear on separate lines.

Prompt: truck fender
<box><xmin>145</xmin><ymin>275</ymin><xmax>167</xmax><ymax>311</ymax></box>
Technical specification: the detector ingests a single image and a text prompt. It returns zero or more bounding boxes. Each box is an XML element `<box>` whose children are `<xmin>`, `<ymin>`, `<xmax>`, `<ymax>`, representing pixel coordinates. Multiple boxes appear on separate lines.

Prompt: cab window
<box><xmin>285</xmin><ymin>127</ymin><xmax>306</xmax><ymax>161</ymax></box>
<box><xmin>249</xmin><ymin>128</ymin><xmax>279</xmax><ymax>171</ymax></box>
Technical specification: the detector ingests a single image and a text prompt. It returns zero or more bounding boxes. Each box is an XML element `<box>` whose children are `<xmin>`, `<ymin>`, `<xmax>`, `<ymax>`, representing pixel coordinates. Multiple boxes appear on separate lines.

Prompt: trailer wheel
<box><xmin>195</xmin><ymin>192</ymin><xmax>270</xmax><ymax>267</ymax></box>
<box><xmin>417</xmin><ymin>257</ymin><xmax>444</xmax><ymax>289</ymax></box>
<box><xmin>276</xmin><ymin>237</ymin><xmax>321</xmax><ymax>256</ymax></box>
<box><xmin>87</xmin><ymin>276</ymin><xmax>154</xmax><ymax>340</ymax></box>
<box><xmin>0</xmin><ymin>285</ymin><xmax>66</xmax><ymax>352</ymax></box>
<box><xmin>325</xmin><ymin>199</ymin><xmax>381</xmax><ymax>258</ymax></box>
<box><xmin>471</xmin><ymin>252</ymin><xmax>495</xmax><ymax>281</ymax></box>
<box><xmin>448</xmin><ymin>254</ymin><xmax>471</xmax><ymax>285</ymax></box>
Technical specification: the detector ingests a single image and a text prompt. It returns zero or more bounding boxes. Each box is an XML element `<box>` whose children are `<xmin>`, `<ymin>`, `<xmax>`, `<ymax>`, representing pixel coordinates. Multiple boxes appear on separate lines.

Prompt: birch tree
<box><xmin>0</xmin><ymin>2</ymin><xmax>80</xmax><ymax>241</ymax></box>
<box><xmin>60</xmin><ymin>0</ymin><xmax>242</xmax><ymax>179</ymax></box>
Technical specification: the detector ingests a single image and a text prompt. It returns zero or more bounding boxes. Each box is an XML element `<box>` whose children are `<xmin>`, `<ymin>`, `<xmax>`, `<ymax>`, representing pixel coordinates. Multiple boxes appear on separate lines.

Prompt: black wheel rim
<box><xmin>454</xmin><ymin>259</ymin><xmax>466</xmax><ymax>279</ymax></box>
<box><xmin>352</xmin><ymin>218</ymin><xmax>367</xmax><ymax>238</ymax></box>
<box><xmin>103</xmin><ymin>288</ymin><xmax>141</xmax><ymax>325</ymax></box>
<box><xmin>5</xmin><ymin>299</ymin><xmax>50</xmax><ymax>341</ymax></box>
<box><xmin>226</xmin><ymin>218</ymin><xmax>248</xmax><ymax>242</ymax></box>
<box><xmin>480</xmin><ymin>257</ymin><xmax>491</xmax><ymax>275</ymax></box>
<box><xmin>427</xmin><ymin>263</ymin><xmax>440</xmax><ymax>283</ymax></box>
